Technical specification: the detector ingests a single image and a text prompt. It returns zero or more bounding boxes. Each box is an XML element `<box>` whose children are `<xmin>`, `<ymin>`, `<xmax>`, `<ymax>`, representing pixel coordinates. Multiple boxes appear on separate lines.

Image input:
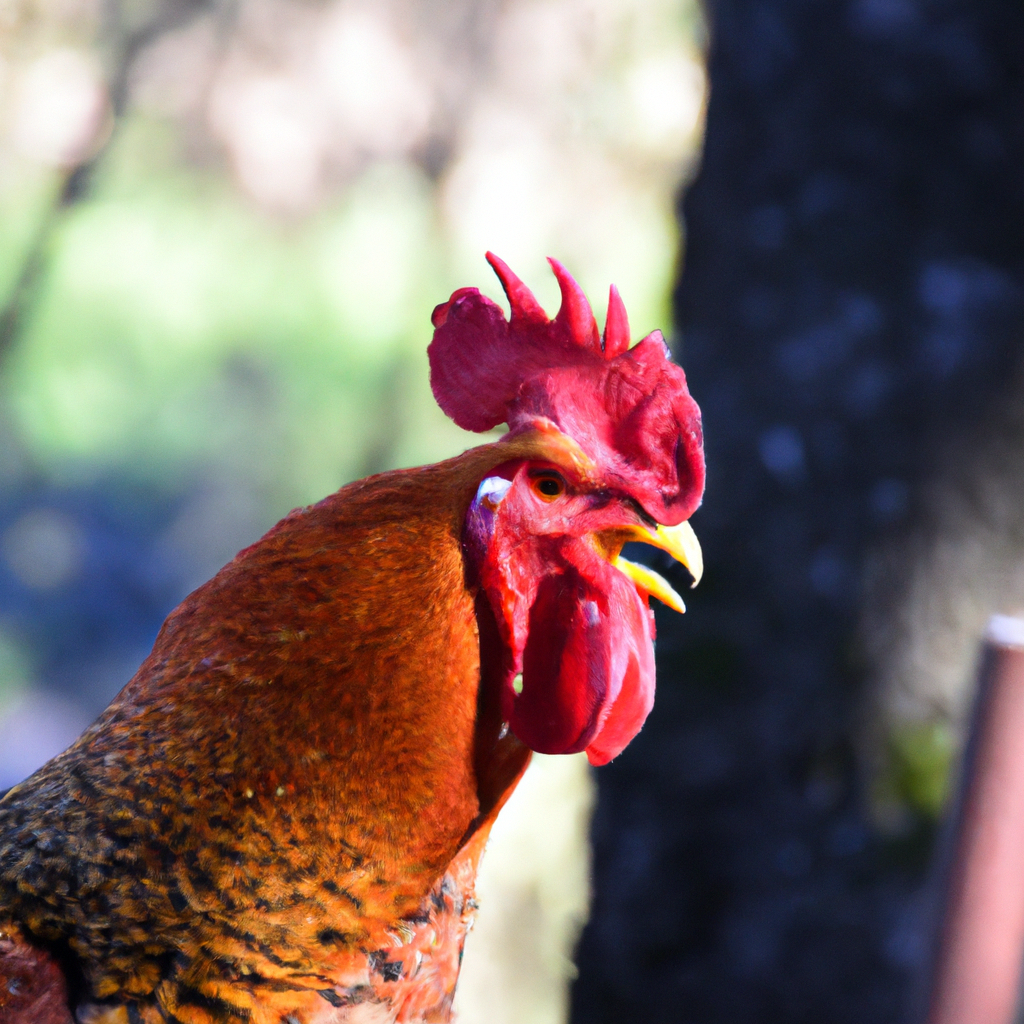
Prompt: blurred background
<box><xmin>2</xmin><ymin>0</ymin><xmax>1024</xmax><ymax>1021</ymax></box>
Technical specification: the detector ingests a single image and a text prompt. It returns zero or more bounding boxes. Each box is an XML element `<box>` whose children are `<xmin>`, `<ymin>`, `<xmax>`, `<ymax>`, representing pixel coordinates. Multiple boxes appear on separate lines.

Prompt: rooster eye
<box><xmin>530</xmin><ymin>472</ymin><xmax>566</xmax><ymax>502</ymax></box>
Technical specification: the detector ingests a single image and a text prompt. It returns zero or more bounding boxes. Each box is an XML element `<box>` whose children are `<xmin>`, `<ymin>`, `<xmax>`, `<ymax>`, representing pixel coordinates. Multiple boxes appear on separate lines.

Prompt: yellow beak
<box><xmin>602</xmin><ymin>519</ymin><xmax>702</xmax><ymax>615</ymax></box>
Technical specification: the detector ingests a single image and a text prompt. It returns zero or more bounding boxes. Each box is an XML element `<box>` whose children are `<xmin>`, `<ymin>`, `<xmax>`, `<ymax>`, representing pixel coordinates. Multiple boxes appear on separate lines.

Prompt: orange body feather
<box><xmin>0</xmin><ymin>438</ymin><xmax>554</xmax><ymax>1024</ymax></box>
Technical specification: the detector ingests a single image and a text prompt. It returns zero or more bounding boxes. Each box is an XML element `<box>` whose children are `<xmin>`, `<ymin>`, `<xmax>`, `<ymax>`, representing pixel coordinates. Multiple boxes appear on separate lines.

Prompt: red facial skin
<box><xmin>464</xmin><ymin>459</ymin><xmax>658</xmax><ymax>766</ymax></box>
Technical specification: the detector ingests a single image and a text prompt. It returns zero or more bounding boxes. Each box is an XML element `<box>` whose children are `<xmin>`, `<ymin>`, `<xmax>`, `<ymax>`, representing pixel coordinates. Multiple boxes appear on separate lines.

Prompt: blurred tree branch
<box><xmin>0</xmin><ymin>0</ymin><xmax>225</xmax><ymax>362</ymax></box>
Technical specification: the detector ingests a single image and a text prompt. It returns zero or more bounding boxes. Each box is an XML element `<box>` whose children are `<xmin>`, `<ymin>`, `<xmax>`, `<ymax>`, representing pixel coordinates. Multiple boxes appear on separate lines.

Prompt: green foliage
<box><xmin>878</xmin><ymin>719</ymin><xmax>957</xmax><ymax>822</ymax></box>
<box><xmin>0</xmin><ymin>118</ymin><xmax>473</xmax><ymax>512</ymax></box>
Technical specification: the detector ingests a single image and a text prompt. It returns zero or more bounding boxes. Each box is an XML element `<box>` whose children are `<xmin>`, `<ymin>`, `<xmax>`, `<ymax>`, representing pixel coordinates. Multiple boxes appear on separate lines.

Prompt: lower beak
<box><xmin>598</xmin><ymin>520</ymin><xmax>703</xmax><ymax>615</ymax></box>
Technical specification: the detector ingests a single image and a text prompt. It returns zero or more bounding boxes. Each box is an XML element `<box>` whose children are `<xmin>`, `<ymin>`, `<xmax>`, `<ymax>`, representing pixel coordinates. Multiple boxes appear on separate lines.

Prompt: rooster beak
<box><xmin>640</xmin><ymin>520</ymin><xmax>704</xmax><ymax>587</ymax></box>
<box><xmin>605</xmin><ymin>519</ymin><xmax>703</xmax><ymax>615</ymax></box>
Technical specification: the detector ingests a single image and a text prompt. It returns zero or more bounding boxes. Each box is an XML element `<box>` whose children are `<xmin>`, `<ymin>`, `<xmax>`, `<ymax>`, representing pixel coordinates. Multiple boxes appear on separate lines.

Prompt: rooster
<box><xmin>0</xmin><ymin>254</ymin><xmax>704</xmax><ymax>1024</ymax></box>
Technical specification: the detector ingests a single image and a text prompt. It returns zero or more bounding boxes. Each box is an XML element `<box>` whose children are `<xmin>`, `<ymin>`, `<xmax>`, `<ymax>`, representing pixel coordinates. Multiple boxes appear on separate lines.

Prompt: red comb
<box><xmin>428</xmin><ymin>254</ymin><xmax>704</xmax><ymax>524</ymax></box>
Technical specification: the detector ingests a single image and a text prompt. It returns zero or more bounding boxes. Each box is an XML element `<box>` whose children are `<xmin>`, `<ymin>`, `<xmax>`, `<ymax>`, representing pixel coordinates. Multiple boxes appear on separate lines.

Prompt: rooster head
<box><xmin>429</xmin><ymin>254</ymin><xmax>705</xmax><ymax>765</ymax></box>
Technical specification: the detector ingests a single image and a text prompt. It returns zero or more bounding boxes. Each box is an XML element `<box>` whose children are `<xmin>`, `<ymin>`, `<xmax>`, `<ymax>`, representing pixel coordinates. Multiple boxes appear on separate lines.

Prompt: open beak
<box><xmin>599</xmin><ymin>520</ymin><xmax>703</xmax><ymax>614</ymax></box>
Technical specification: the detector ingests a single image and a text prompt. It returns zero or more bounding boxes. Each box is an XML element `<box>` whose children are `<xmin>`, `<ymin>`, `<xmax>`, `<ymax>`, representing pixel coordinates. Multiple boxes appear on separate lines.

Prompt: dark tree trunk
<box><xmin>572</xmin><ymin>1</ymin><xmax>1024</xmax><ymax>1021</ymax></box>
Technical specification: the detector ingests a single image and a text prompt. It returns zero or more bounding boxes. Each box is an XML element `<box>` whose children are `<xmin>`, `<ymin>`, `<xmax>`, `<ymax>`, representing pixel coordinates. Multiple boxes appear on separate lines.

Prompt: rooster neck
<box><xmin>0</xmin><ymin>442</ymin><xmax>541</xmax><ymax>1019</ymax></box>
<box><xmin>86</xmin><ymin>444</ymin><xmax>535</xmax><ymax>890</ymax></box>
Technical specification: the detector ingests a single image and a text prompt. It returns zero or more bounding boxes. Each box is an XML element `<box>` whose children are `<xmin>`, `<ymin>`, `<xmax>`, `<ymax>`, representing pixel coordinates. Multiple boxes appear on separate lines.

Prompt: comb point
<box><xmin>603</xmin><ymin>284</ymin><xmax>630</xmax><ymax>358</ymax></box>
<box><xmin>548</xmin><ymin>257</ymin><xmax>601</xmax><ymax>353</ymax></box>
<box><xmin>486</xmin><ymin>252</ymin><xmax>548</xmax><ymax>325</ymax></box>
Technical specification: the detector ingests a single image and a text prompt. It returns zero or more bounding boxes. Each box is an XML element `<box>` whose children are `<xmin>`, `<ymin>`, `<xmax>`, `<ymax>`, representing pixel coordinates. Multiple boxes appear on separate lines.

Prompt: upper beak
<box><xmin>634</xmin><ymin>520</ymin><xmax>703</xmax><ymax>588</ymax></box>
<box><xmin>598</xmin><ymin>519</ymin><xmax>703</xmax><ymax>615</ymax></box>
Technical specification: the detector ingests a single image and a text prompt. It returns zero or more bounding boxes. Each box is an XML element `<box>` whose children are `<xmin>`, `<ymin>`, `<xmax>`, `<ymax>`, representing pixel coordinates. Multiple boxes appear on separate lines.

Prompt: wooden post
<box><xmin>925</xmin><ymin>614</ymin><xmax>1024</xmax><ymax>1024</ymax></box>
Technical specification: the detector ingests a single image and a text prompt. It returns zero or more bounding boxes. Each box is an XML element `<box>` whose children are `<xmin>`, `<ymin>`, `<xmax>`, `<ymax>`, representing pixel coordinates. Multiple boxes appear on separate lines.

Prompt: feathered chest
<box><xmin>1</xmin><ymin>832</ymin><xmax>488</xmax><ymax>1024</ymax></box>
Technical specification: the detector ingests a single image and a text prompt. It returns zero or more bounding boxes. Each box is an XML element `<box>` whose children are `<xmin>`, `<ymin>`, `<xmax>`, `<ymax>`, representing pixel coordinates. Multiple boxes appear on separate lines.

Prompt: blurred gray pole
<box><xmin>925</xmin><ymin>615</ymin><xmax>1024</xmax><ymax>1024</ymax></box>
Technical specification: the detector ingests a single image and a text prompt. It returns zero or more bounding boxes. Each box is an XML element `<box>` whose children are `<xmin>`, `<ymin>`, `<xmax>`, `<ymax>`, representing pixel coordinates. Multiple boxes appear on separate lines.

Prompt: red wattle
<box><xmin>582</xmin><ymin>569</ymin><xmax>655</xmax><ymax>766</ymax></box>
<box><xmin>508</xmin><ymin>569</ymin><xmax>607</xmax><ymax>755</ymax></box>
<box><xmin>502</xmin><ymin>540</ymin><xmax>656</xmax><ymax>763</ymax></box>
